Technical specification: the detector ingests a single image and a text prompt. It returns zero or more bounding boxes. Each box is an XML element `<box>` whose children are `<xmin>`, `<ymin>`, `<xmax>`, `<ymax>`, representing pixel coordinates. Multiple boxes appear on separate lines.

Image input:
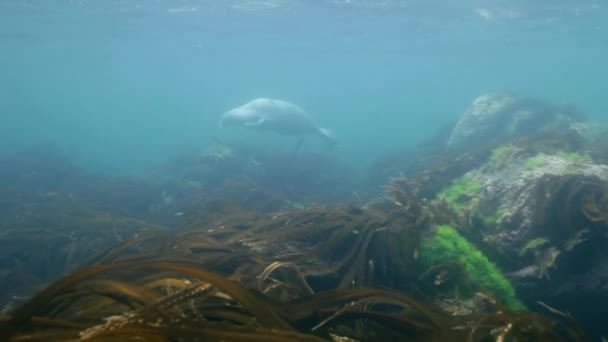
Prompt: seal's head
<box><xmin>218</xmin><ymin>110</ymin><xmax>239</xmax><ymax>128</ymax></box>
<box><xmin>219</xmin><ymin>106</ymin><xmax>264</xmax><ymax>128</ymax></box>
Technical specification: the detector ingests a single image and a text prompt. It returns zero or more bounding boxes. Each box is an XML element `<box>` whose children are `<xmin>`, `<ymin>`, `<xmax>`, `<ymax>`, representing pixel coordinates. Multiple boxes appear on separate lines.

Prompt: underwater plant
<box><xmin>488</xmin><ymin>144</ymin><xmax>524</xmax><ymax>168</ymax></box>
<box><xmin>556</xmin><ymin>150</ymin><xmax>593</xmax><ymax>164</ymax></box>
<box><xmin>0</xmin><ymin>255</ymin><xmax>585</xmax><ymax>342</ymax></box>
<box><xmin>419</xmin><ymin>225</ymin><xmax>526</xmax><ymax>311</ymax></box>
<box><xmin>434</xmin><ymin>176</ymin><xmax>483</xmax><ymax>213</ymax></box>
<box><xmin>524</xmin><ymin>151</ymin><xmax>592</xmax><ymax>174</ymax></box>
<box><xmin>0</xmin><ymin>141</ymin><xmax>595</xmax><ymax>341</ymax></box>
<box><xmin>524</xmin><ymin>154</ymin><xmax>550</xmax><ymax>171</ymax></box>
<box><xmin>481</xmin><ymin>210</ymin><xmax>503</xmax><ymax>229</ymax></box>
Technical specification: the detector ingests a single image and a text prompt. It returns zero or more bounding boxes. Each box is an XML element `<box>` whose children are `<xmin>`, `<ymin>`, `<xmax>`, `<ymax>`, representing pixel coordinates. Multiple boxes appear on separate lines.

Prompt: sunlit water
<box><xmin>1</xmin><ymin>0</ymin><xmax>606</xmax><ymax>174</ymax></box>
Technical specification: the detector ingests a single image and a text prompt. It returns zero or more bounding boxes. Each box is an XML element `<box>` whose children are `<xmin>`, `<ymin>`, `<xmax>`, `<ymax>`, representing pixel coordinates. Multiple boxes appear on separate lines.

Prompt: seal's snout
<box><xmin>219</xmin><ymin>110</ymin><xmax>241</xmax><ymax>128</ymax></box>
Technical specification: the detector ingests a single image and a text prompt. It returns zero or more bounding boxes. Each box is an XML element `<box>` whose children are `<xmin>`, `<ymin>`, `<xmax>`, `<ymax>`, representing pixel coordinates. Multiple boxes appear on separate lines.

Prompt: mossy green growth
<box><xmin>525</xmin><ymin>151</ymin><xmax>592</xmax><ymax>172</ymax></box>
<box><xmin>482</xmin><ymin>212</ymin><xmax>499</xmax><ymax>228</ymax></box>
<box><xmin>489</xmin><ymin>144</ymin><xmax>512</xmax><ymax>164</ymax></box>
<box><xmin>481</xmin><ymin>209</ymin><xmax>507</xmax><ymax>229</ymax></box>
<box><xmin>556</xmin><ymin>151</ymin><xmax>592</xmax><ymax>164</ymax></box>
<box><xmin>419</xmin><ymin>225</ymin><xmax>526</xmax><ymax>311</ymax></box>
<box><xmin>524</xmin><ymin>155</ymin><xmax>550</xmax><ymax>171</ymax></box>
<box><xmin>435</xmin><ymin>177</ymin><xmax>483</xmax><ymax>213</ymax></box>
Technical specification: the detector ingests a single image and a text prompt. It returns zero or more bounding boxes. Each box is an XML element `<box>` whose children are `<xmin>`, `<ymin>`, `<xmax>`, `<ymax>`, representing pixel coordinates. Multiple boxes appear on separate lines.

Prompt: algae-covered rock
<box><xmin>570</xmin><ymin>122</ymin><xmax>608</xmax><ymax>143</ymax></box>
<box><xmin>455</xmin><ymin>144</ymin><xmax>607</xmax><ymax>251</ymax></box>
<box><xmin>433</xmin><ymin>126</ymin><xmax>608</xmax><ymax>326</ymax></box>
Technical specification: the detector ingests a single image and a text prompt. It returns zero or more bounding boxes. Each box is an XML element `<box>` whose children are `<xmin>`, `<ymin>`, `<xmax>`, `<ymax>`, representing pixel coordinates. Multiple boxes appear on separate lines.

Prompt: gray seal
<box><xmin>219</xmin><ymin>98</ymin><xmax>336</xmax><ymax>145</ymax></box>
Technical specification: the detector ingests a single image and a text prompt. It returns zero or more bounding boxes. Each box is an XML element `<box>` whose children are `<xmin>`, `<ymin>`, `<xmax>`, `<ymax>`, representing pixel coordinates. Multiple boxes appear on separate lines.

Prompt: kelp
<box><xmin>0</xmin><ymin>143</ymin><xmax>355</xmax><ymax>303</ymax></box>
<box><xmin>520</xmin><ymin>174</ymin><xmax>608</xmax><ymax>239</ymax></box>
<box><xmin>0</xmin><ymin>206</ymin><xmax>165</xmax><ymax>311</ymax></box>
<box><xmin>191</xmin><ymin>204</ymin><xmax>420</xmax><ymax>290</ymax></box>
<box><xmin>0</xmin><ymin>141</ymin><xmax>595</xmax><ymax>340</ymax></box>
<box><xmin>0</xmin><ymin>147</ymin><xmax>178</xmax><ymax>308</ymax></box>
<box><xmin>0</xmin><ymin>185</ymin><xmax>590</xmax><ymax>341</ymax></box>
<box><xmin>0</xmin><ymin>137</ymin><xmax>487</xmax><ymax>307</ymax></box>
<box><xmin>0</xmin><ymin>258</ymin><xmax>586</xmax><ymax>342</ymax></box>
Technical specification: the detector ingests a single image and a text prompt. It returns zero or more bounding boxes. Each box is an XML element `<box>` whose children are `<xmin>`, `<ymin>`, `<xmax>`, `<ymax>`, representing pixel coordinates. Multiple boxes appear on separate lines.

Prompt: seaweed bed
<box><xmin>0</xmin><ymin>136</ymin><xmax>600</xmax><ymax>341</ymax></box>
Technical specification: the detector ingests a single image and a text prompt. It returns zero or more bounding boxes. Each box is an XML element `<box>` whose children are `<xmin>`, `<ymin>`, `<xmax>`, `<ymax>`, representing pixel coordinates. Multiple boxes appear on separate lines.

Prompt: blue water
<box><xmin>1</xmin><ymin>0</ymin><xmax>607</xmax><ymax>175</ymax></box>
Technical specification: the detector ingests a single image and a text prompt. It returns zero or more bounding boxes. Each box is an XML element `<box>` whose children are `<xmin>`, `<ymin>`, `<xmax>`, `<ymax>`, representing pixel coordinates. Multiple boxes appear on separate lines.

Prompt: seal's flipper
<box><xmin>318</xmin><ymin>127</ymin><xmax>338</xmax><ymax>148</ymax></box>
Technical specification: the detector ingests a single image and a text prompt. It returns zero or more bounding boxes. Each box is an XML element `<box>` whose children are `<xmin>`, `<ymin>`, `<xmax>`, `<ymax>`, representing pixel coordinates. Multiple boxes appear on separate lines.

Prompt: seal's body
<box><xmin>219</xmin><ymin>98</ymin><xmax>336</xmax><ymax>144</ymax></box>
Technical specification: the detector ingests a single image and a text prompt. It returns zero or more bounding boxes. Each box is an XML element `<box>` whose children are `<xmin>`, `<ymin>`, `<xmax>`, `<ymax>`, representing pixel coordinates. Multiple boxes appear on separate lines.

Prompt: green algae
<box><xmin>489</xmin><ymin>144</ymin><xmax>512</xmax><ymax>164</ymax></box>
<box><xmin>420</xmin><ymin>225</ymin><xmax>526</xmax><ymax>311</ymax></box>
<box><xmin>435</xmin><ymin>176</ymin><xmax>483</xmax><ymax>213</ymax></box>
<box><xmin>556</xmin><ymin>151</ymin><xmax>592</xmax><ymax>164</ymax></box>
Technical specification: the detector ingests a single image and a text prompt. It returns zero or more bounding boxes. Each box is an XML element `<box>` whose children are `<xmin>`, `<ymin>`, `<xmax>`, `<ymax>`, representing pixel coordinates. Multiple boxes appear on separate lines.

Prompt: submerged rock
<box><xmin>456</xmin><ymin>145</ymin><xmax>607</xmax><ymax>252</ymax></box>
<box><xmin>446</xmin><ymin>93</ymin><xmax>578</xmax><ymax>151</ymax></box>
<box><xmin>433</xmin><ymin>129</ymin><xmax>608</xmax><ymax>334</ymax></box>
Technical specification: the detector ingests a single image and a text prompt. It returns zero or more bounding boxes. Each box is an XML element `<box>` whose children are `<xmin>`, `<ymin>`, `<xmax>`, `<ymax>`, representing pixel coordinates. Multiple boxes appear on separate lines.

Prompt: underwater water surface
<box><xmin>1</xmin><ymin>0</ymin><xmax>607</xmax><ymax>174</ymax></box>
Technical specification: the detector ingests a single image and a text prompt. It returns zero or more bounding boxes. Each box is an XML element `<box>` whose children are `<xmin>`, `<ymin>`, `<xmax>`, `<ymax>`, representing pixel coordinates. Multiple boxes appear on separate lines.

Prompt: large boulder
<box><xmin>433</xmin><ymin>132</ymin><xmax>608</xmax><ymax>335</ymax></box>
<box><xmin>446</xmin><ymin>93</ymin><xmax>576</xmax><ymax>151</ymax></box>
